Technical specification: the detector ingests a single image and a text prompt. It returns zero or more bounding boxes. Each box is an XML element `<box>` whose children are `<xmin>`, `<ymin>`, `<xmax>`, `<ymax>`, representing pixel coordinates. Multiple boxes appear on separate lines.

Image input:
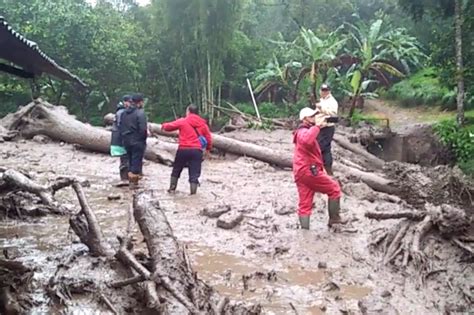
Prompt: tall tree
<box><xmin>398</xmin><ymin>0</ymin><xmax>467</xmax><ymax>126</ymax></box>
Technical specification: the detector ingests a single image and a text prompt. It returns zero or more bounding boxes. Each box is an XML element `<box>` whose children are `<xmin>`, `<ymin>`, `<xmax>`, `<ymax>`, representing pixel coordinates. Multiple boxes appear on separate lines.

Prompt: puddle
<box><xmin>188</xmin><ymin>245</ymin><xmax>371</xmax><ymax>314</ymax></box>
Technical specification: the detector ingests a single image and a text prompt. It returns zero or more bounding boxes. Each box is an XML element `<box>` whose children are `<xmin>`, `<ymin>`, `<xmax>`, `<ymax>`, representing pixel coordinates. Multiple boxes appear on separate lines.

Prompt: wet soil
<box><xmin>0</xmin><ymin>132</ymin><xmax>472</xmax><ymax>314</ymax></box>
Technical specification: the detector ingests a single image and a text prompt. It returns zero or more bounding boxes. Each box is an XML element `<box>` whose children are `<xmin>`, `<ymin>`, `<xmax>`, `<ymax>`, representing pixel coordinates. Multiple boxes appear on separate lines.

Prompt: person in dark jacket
<box><xmin>293</xmin><ymin>107</ymin><xmax>347</xmax><ymax>229</ymax></box>
<box><xmin>161</xmin><ymin>104</ymin><xmax>212</xmax><ymax>194</ymax></box>
<box><xmin>110</xmin><ymin>95</ymin><xmax>132</xmax><ymax>182</ymax></box>
<box><xmin>119</xmin><ymin>94</ymin><xmax>148</xmax><ymax>187</ymax></box>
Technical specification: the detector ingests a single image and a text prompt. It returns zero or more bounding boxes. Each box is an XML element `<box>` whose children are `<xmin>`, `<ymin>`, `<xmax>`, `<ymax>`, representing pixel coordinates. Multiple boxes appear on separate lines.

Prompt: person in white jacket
<box><xmin>315</xmin><ymin>84</ymin><xmax>338</xmax><ymax>175</ymax></box>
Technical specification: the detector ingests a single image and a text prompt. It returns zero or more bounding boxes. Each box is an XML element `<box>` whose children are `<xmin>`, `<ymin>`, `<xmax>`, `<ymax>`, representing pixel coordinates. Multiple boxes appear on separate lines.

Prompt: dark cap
<box><xmin>122</xmin><ymin>95</ymin><xmax>132</xmax><ymax>102</ymax></box>
<box><xmin>132</xmin><ymin>93</ymin><xmax>144</xmax><ymax>103</ymax></box>
<box><xmin>320</xmin><ymin>84</ymin><xmax>330</xmax><ymax>91</ymax></box>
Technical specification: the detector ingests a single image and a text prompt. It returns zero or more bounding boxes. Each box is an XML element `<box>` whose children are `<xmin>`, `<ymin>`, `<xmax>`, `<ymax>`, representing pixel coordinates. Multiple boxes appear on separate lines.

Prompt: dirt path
<box><xmin>363</xmin><ymin>99</ymin><xmax>451</xmax><ymax>132</ymax></box>
<box><xmin>0</xmin><ymin>134</ymin><xmax>472</xmax><ymax>314</ymax></box>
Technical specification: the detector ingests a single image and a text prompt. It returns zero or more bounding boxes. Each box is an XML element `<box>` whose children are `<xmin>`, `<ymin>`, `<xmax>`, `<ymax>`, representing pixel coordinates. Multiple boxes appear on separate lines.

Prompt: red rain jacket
<box><xmin>293</xmin><ymin>124</ymin><xmax>324</xmax><ymax>180</ymax></box>
<box><xmin>162</xmin><ymin>113</ymin><xmax>213</xmax><ymax>151</ymax></box>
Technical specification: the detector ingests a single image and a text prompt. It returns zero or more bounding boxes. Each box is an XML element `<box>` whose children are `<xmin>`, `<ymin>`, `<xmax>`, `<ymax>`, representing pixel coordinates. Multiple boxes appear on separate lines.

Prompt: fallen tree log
<box><xmin>133</xmin><ymin>190</ymin><xmax>262</xmax><ymax>314</ymax></box>
<box><xmin>4</xmin><ymin>100</ymin><xmax>175</xmax><ymax>165</ymax></box>
<box><xmin>106</xmin><ymin>113</ymin><xmax>295</xmax><ymax>168</ymax></box>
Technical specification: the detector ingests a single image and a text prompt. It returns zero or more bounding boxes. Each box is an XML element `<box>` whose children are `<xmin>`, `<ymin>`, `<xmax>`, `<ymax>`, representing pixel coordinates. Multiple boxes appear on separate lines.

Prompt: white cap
<box><xmin>299</xmin><ymin>107</ymin><xmax>318</xmax><ymax>121</ymax></box>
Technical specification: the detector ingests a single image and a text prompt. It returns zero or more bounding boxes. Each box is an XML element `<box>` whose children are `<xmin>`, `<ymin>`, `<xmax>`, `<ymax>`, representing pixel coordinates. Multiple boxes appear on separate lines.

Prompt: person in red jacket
<box><xmin>293</xmin><ymin>107</ymin><xmax>348</xmax><ymax>229</ymax></box>
<box><xmin>161</xmin><ymin>104</ymin><xmax>212</xmax><ymax>194</ymax></box>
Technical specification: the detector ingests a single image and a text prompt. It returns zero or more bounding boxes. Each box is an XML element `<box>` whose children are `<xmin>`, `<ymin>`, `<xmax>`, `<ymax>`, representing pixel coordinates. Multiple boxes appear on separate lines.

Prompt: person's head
<box><xmin>299</xmin><ymin>107</ymin><xmax>317</xmax><ymax>125</ymax></box>
<box><xmin>186</xmin><ymin>104</ymin><xmax>199</xmax><ymax>116</ymax></box>
<box><xmin>320</xmin><ymin>83</ymin><xmax>331</xmax><ymax>99</ymax></box>
<box><xmin>132</xmin><ymin>94</ymin><xmax>144</xmax><ymax>108</ymax></box>
<box><xmin>122</xmin><ymin>95</ymin><xmax>132</xmax><ymax>107</ymax></box>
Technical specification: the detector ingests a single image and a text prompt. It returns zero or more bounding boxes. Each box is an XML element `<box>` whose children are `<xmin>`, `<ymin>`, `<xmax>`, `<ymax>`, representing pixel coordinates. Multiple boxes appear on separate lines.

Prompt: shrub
<box><xmin>383</xmin><ymin>68</ymin><xmax>455</xmax><ymax>108</ymax></box>
<box><xmin>434</xmin><ymin>119</ymin><xmax>474</xmax><ymax>170</ymax></box>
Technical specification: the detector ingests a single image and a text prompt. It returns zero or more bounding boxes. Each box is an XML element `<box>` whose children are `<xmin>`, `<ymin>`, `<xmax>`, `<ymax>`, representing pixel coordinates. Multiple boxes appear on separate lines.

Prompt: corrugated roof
<box><xmin>0</xmin><ymin>16</ymin><xmax>87</xmax><ymax>88</ymax></box>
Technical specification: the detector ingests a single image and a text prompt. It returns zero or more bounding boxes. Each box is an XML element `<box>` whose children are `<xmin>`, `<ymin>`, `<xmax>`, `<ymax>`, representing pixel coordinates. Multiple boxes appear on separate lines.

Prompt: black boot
<box><xmin>190</xmin><ymin>182</ymin><xmax>198</xmax><ymax>195</ymax></box>
<box><xmin>324</xmin><ymin>164</ymin><xmax>333</xmax><ymax>176</ymax></box>
<box><xmin>168</xmin><ymin>177</ymin><xmax>178</xmax><ymax>193</ymax></box>
<box><xmin>120</xmin><ymin>166</ymin><xmax>129</xmax><ymax>181</ymax></box>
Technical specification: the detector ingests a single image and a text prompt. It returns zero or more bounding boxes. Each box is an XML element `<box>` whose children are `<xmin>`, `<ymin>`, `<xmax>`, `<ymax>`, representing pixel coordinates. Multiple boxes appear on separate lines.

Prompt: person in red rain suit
<box><xmin>293</xmin><ymin>107</ymin><xmax>348</xmax><ymax>229</ymax></box>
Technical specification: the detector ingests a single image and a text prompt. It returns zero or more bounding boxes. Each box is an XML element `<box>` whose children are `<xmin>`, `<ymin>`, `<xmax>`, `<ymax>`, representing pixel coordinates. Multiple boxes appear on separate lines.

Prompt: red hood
<box><xmin>186</xmin><ymin>113</ymin><xmax>207</xmax><ymax>128</ymax></box>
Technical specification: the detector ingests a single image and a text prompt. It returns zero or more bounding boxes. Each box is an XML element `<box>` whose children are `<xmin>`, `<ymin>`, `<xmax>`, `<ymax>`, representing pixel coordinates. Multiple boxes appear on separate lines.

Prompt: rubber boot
<box><xmin>327</xmin><ymin>198</ymin><xmax>348</xmax><ymax>227</ymax></box>
<box><xmin>324</xmin><ymin>164</ymin><xmax>333</xmax><ymax>176</ymax></box>
<box><xmin>190</xmin><ymin>182</ymin><xmax>198</xmax><ymax>195</ymax></box>
<box><xmin>120</xmin><ymin>166</ymin><xmax>129</xmax><ymax>181</ymax></box>
<box><xmin>128</xmin><ymin>172</ymin><xmax>140</xmax><ymax>189</ymax></box>
<box><xmin>299</xmin><ymin>216</ymin><xmax>310</xmax><ymax>230</ymax></box>
<box><xmin>168</xmin><ymin>177</ymin><xmax>178</xmax><ymax>193</ymax></box>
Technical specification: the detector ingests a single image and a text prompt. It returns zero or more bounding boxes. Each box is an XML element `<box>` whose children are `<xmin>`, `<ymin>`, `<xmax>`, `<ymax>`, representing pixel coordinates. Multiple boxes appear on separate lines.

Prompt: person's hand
<box><xmin>314</xmin><ymin>114</ymin><xmax>328</xmax><ymax>128</ymax></box>
<box><xmin>203</xmin><ymin>150</ymin><xmax>211</xmax><ymax>161</ymax></box>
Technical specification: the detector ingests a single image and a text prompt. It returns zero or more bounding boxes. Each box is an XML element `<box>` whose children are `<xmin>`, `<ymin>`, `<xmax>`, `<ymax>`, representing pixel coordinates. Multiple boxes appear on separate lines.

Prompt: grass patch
<box><xmin>383</xmin><ymin>68</ymin><xmax>459</xmax><ymax>109</ymax></box>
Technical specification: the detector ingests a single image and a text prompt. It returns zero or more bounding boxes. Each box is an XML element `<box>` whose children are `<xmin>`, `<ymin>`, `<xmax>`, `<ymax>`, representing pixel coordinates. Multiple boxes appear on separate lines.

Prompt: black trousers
<box><xmin>317</xmin><ymin>126</ymin><xmax>335</xmax><ymax>167</ymax></box>
<box><xmin>171</xmin><ymin>149</ymin><xmax>203</xmax><ymax>183</ymax></box>
<box><xmin>125</xmin><ymin>142</ymin><xmax>146</xmax><ymax>175</ymax></box>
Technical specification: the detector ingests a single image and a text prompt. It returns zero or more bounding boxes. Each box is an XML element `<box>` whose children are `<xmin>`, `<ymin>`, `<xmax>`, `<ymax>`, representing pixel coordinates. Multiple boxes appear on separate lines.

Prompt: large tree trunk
<box><xmin>4</xmin><ymin>100</ymin><xmax>176</xmax><ymax>165</ymax></box>
<box><xmin>133</xmin><ymin>190</ymin><xmax>262</xmax><ymax>314</ymax></box>
<box><xmin>454</xmin><ymin>0</ymin><xmax>465</xmax><ymax>126</ymax></box>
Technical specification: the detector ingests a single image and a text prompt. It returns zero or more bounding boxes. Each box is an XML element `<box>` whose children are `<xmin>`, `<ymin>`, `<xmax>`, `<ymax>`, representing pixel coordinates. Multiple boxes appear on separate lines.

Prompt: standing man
<box><xmin>293</xmin><ymin>107</ymin><xmax>347</xmax><ymax>230</ymax></box>
<box><xmin>120</xmin><ymin>94</ymin><xmax>147</xmax><ymax>188</ymax></box>
<box><xmin>316</xmin><ymin>84</ymin><xmax>338</xmax><ymax>175</ymax></box>
<box><xmin>161</xmin><ymin>104</ymin><xmax>212</xmax><ymax>195</ymax></box>
<box><xmin>110</xmin><ymin>95</ymin><xmax>132</xmax><ymax>183</ymax></box>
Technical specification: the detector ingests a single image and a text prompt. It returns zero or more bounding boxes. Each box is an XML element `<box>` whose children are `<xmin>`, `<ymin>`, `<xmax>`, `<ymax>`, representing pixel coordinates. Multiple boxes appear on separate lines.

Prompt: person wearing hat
<box><xmin>119</xmin><ymin>93</ymin><xmax>148</xmax><ymax>188</ymax></box>
<box><xmin>293</xmin><ymin>107</ymin><xmax>348</xmax><ymax>229</ymax></box>
<box><xmin>316</xmin><ymin>83</ymin><xmax>338</xmax><ymax>175</ymax></box>
<box><xmin>110</xmin><ymin>95</ymin><xmax>132</xmax><ymax>182</ymax></box>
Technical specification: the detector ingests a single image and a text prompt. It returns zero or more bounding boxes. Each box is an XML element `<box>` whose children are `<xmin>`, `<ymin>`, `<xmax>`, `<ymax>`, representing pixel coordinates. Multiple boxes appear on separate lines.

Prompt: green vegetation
<box><xmin>434</xmin><ymin>110</ymin><xmax>474</xmax><ymax>176</ymax></box>
<box><xmin>383</xmin><ymin>68</ymin><xmax>473</xmax><ymax>110</ymax></box>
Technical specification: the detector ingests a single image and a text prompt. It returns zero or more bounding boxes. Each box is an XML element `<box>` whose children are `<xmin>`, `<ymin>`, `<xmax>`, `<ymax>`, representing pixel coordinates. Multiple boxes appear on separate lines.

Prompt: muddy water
<box><xmin>189</xmin><ymin>245</ymin><xmax>371</xmax><ymax>314</ymax></box>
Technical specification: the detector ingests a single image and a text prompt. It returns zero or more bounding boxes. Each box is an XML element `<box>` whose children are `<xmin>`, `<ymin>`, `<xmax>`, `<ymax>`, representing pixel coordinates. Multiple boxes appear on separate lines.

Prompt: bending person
<box><xmin>162</xmin><ymin>104</ymin><xmax>212</xmax><ymax>195</ymax></box>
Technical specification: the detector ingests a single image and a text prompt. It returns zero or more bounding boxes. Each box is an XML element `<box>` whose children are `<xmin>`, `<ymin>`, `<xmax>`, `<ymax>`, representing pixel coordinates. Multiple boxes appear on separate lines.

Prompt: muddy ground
<box><xmin>0</xmin><ymin>128</ymin><xmax>473</xmax><ymax>314</ymax></box>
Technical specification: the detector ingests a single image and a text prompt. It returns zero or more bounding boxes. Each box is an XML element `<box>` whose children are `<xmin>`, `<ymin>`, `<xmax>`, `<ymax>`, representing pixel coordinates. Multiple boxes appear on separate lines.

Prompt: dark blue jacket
<box><xmin>119</xmin><ymin>106</ymin><xmax>148</xmax><ymax>146</ymax></box>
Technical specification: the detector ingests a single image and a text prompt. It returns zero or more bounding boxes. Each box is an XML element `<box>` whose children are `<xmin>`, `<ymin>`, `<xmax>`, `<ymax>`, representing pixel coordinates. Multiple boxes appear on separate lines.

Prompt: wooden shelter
<box><xmin>0</xmin><ymin>16</ymin><xmax>86</xmax><ymax>88</ymax></box>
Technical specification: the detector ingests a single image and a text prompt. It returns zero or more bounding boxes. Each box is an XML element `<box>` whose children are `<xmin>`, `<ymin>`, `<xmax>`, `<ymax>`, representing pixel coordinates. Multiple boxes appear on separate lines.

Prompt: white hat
<box><xmin>299</xmin><ymin>107</ymin><xmax>318</xmax><ymax>120</ymax></box>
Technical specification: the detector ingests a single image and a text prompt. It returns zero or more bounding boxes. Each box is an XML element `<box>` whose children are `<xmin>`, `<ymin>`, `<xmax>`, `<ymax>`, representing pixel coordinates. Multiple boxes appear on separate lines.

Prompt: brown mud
<box><xmin>0</xmin><ymin>129</ymin><xmax>473</xmax><ymax>314</ymax></box>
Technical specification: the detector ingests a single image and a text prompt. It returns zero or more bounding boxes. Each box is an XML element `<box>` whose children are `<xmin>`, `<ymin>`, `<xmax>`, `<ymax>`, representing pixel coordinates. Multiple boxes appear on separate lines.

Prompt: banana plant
<box><xmin>253</xmin><ymin>55</ymin><xmax>302</xmax><ymax>103</ymax></box>
<box><xmin>345</xmin><ymin>19</ymin><xmax>426</xmax><ymax>117</ymax></box>
<box><xmin>295</xmin><ymin>27</ymin><xmax>347</xmax><ymax>102</ymax></box>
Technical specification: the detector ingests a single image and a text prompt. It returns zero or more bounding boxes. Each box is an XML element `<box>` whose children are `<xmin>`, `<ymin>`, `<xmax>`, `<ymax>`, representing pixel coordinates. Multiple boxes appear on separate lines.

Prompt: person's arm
<box><xmin>161</xmin><ymin>118</ymin><xmax>185</xmax><ymax>131</ymax></box>
<box><xmin>297</xmin><ymin>126</ymin><xmax>320</xmax><ymax>146</ymax></box>
<box><xmin>203</xmin><ymin>125</ymin><xmax>212</xmax><ymax>151</ymax></box>
<box><xmin>137</xmin><ymin>110</ymin><xmax>148</xmax><ymax>139</ymax></box>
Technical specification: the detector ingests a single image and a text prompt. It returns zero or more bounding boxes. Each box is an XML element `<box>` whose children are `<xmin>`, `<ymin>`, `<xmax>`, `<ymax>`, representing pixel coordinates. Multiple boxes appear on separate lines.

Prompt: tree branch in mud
<box><xmin>69</xmin><ymin>182</ymin><xmax>114</xmax><ymax>257</ymax></box>
<box><xmin>366</xmin><ymin>204</ymin><xmax>472</xmax><ymax>274</ymax></box>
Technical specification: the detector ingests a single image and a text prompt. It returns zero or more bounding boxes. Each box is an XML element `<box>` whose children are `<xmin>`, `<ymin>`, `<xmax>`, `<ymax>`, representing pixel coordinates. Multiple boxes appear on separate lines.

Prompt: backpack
<box><xmin>193</xmin><ymin>127</ymin><xmax>208</xmax><ymax>151</ymax></box>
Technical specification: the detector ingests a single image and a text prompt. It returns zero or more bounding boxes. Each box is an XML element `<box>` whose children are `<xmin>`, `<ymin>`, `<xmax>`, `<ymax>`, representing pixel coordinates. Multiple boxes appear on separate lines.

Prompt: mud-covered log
<box><xmin>333</xmin><ymin>135</ymin><xmax>385</xmax><ymax>169</ymax></box>
<box><xmin>7</xmin><ymin>100</ymin><xmax>175</xmax><ymax>165</ymax></box>
<box><xmin>133</xmin><ymin>190</ymin><xmax>261</xmax><ymax>314</ymax></box>
<box><xmin>1</xmin><ymin>169</ymin><xmax>75</xmax><ymax>215</ymax></box>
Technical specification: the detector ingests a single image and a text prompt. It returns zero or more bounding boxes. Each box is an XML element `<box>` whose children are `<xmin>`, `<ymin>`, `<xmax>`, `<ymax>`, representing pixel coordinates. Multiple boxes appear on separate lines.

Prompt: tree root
<box><xmin>367</xmin><ymin>204</ymin><xmax>471</xmax><ymax>273</ymax></box>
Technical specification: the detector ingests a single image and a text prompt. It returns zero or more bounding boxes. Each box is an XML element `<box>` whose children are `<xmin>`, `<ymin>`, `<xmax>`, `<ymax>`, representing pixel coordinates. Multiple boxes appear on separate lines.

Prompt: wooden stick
<box><xmin>99</xmin><ymin>292</ymin><xmax>119</xmax><ymax>315</ymax></box>
<box><xmin>108</xmin><ymin>275</ymin><xmax>146</xmax><ymax>288</ymax></box>
<box><xmin>246</xmin><ymin>78</ymin><xmax>261</xmax><ymax>122</ymax></box>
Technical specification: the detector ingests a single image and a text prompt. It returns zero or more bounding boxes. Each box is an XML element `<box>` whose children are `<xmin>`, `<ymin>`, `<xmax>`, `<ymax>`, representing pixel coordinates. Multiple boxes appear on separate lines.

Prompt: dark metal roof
<box><xmin>0</xmin><ymin>16</ymin><xmax>87</xmax><ymax>88</ymax></box>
